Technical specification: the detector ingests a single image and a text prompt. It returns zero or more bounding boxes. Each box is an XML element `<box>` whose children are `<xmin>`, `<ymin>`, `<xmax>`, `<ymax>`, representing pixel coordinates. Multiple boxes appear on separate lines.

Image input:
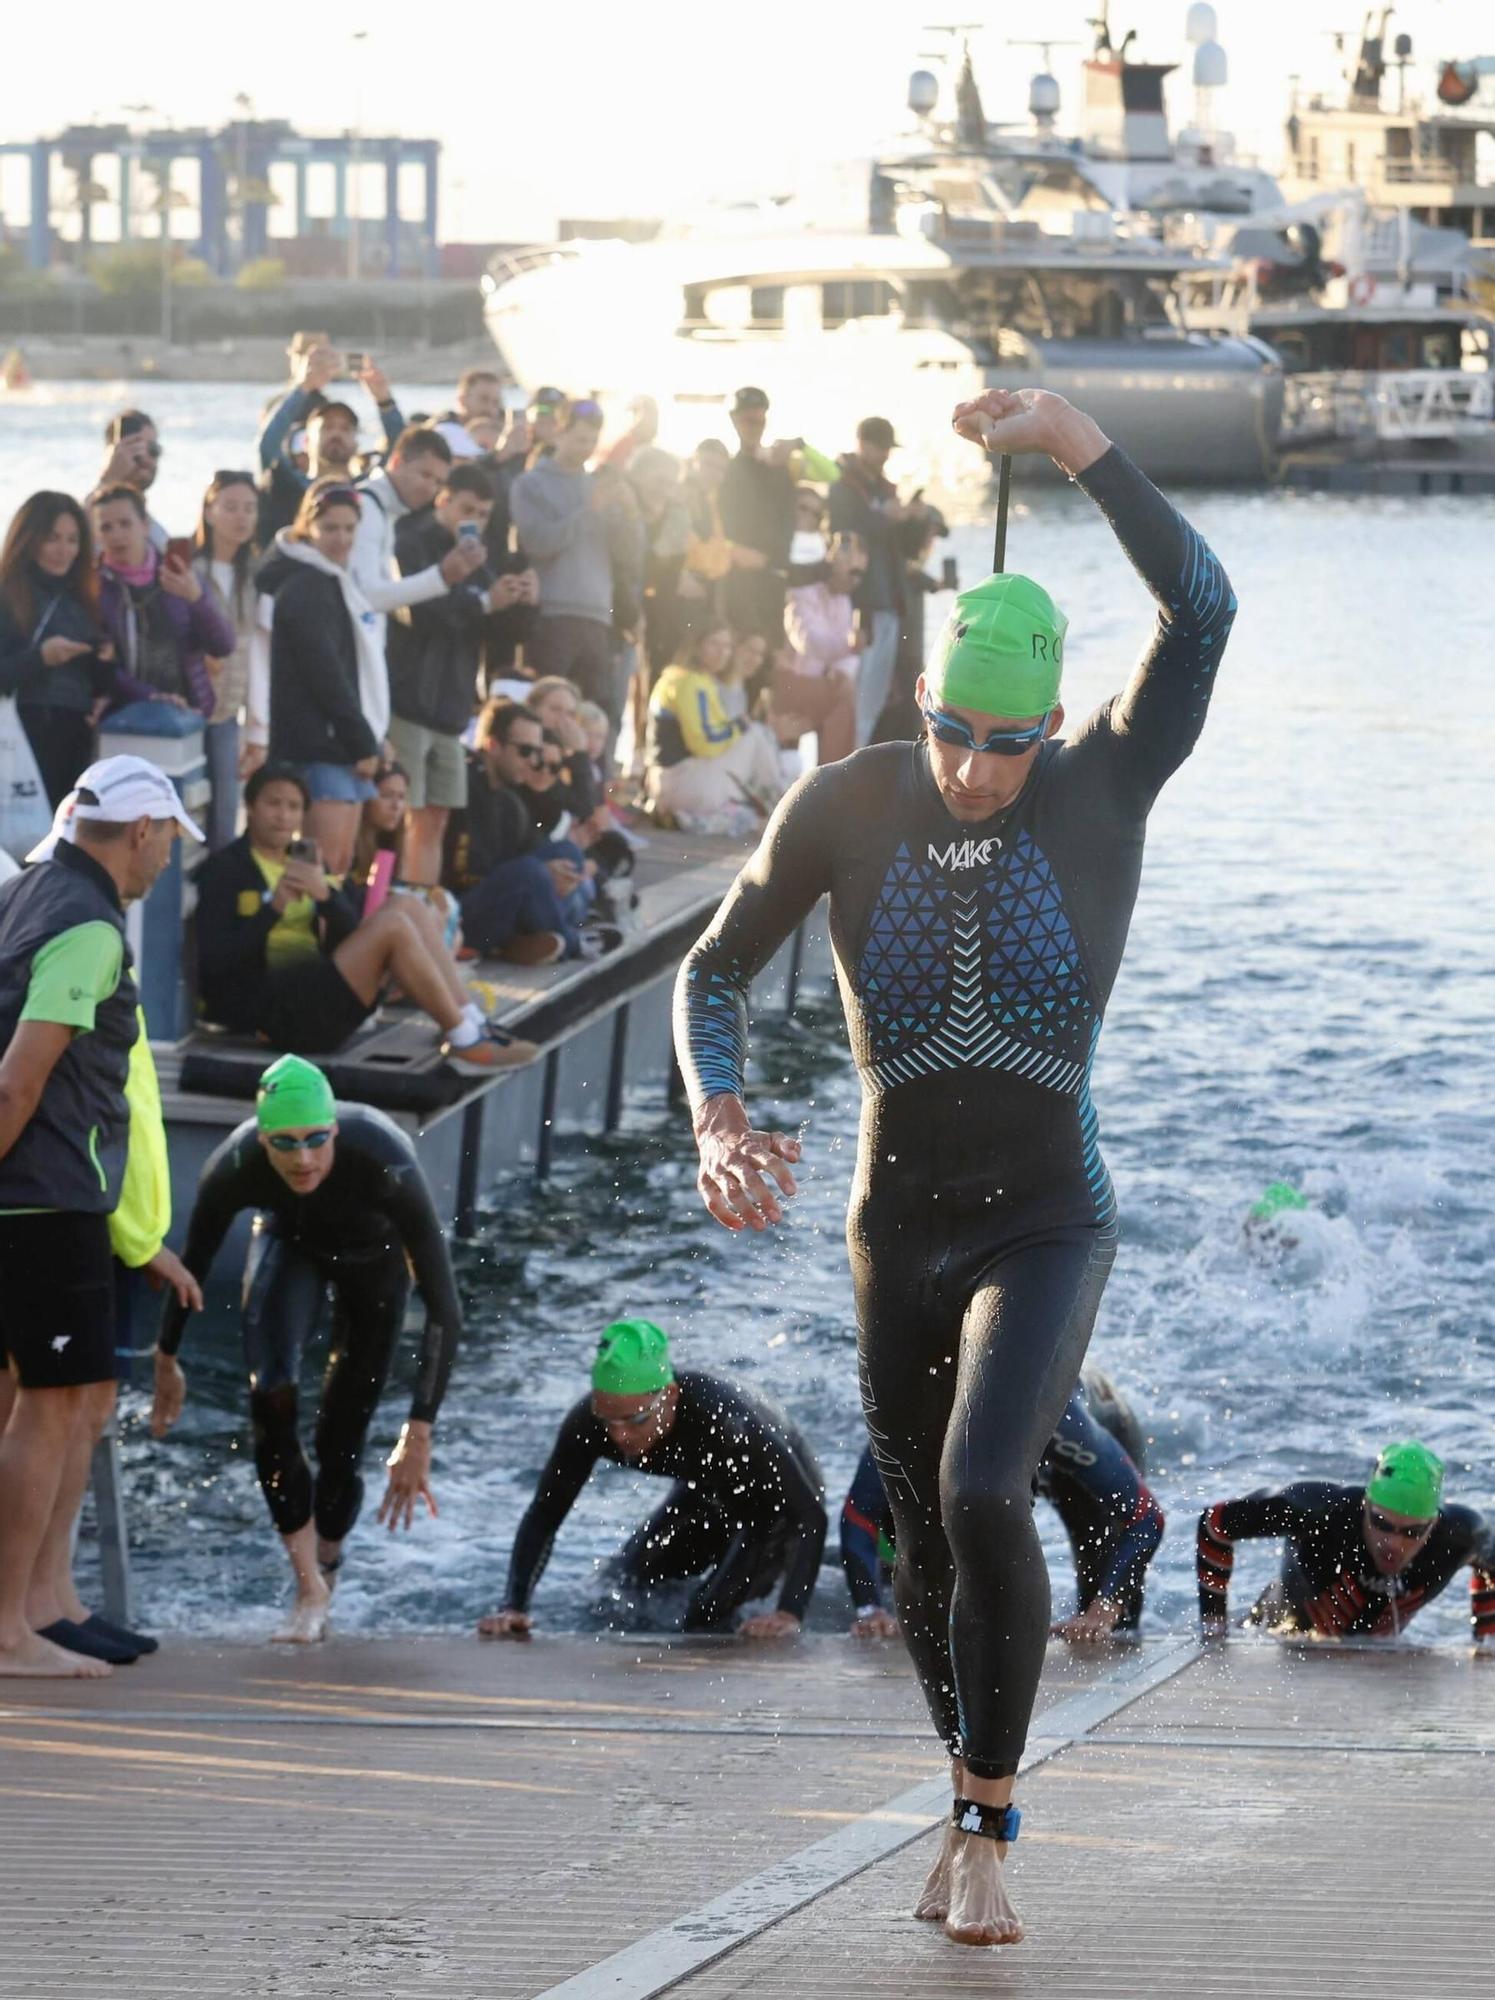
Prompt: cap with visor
<box><xmin>25</xmin><ymin>755</ymin><xmax>205</xmax><ymax>863</ymax></box>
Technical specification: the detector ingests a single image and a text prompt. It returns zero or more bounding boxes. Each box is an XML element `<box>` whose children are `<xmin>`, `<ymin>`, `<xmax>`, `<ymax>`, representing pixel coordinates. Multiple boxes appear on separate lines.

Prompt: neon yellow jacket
<box><xmin>647</xmin><ymin>665</ymin><xmax>743</xmax><ymax>766</ymax></box>
<box><xmin>107</xmin><ymin>1010</ymin><xmax>170</xmax><ymax>1269</ymax></box>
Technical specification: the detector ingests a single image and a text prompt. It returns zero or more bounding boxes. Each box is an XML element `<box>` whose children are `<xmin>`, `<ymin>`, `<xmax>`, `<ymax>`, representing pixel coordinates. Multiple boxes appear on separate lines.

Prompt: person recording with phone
<box><xmin>256</xmin><ymin>341</ymin><xmax>406</xmax><ymax>539</ymax></box>
<box><xmin>97</xmin><ymin>411</ymin><xmax>169</xmax><ymax>552</ymax></box>
<box><xmin>93</xmin><ymin>487</ymin><xmax>233</xmax><ymax>722</ymax></box>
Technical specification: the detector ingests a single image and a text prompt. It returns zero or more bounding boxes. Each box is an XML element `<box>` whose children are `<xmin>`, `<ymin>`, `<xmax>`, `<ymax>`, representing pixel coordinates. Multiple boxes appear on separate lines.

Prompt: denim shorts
<box><xmin>301</xmin><ymin>761</ymin><xmax>376</xmax><ymax>804</ymax></box>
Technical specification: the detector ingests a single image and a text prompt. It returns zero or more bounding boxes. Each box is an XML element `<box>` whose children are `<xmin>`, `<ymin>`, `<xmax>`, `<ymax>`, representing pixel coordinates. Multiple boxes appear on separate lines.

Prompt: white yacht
<box><xmin>481</xmin><ymin>17</ymin><xmax>1284</xmax><ymax>483</ymax></box>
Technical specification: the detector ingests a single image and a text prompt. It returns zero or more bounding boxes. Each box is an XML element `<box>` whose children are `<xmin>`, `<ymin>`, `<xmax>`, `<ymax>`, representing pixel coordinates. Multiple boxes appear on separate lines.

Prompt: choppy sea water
<box><xmin>4</xmin><ymin>382</ymin><xmax>1492</xmax><ymax>1642</ymax></box>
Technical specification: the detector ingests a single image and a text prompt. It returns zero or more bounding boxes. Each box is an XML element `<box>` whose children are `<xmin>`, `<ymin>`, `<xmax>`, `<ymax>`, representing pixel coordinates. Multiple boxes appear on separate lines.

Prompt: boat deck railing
<box><xmin>1282</xmin><ymin>365</ymin><xmax>1495</xmax><ymax>442</ymax></box>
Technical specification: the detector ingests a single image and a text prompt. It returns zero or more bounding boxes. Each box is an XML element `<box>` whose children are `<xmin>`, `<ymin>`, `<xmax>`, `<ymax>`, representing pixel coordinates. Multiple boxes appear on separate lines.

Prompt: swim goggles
<box><xmin>921</xmin><ymin>703</ymin><xmax>1052</xmax><ymax>757</ymax></box>
<box><xmin>265</xmin><ymin>1128</ymin><xmax>334</xmax><ymax>1153</ymax></box>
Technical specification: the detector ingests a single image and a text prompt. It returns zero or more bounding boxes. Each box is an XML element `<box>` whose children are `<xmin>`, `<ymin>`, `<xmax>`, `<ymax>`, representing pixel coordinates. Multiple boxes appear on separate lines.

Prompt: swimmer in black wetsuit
<box><xmin>675</xmin><ymin>387</ymin><xmax>1235</xmax><ymax>1946</ymax></box>
<box><xmin>841</xmin><ymin>1372</ymin><xmax>1165</xmax><ymax>1642</ymax></box>
<box><xmin>477</xmin><ymin>1320</ymin><xmax>827</xmax><ymax>1642</ymax></box>
<box><xmin>1199</xmin><ymin>1439</ymin><xmax>1495</xmax><ymax>1644</ymax></box>
<box><xmin>151</xmin><ymin>1056</ymin><xmax>462</xmax><ymax>1643</ymax></box>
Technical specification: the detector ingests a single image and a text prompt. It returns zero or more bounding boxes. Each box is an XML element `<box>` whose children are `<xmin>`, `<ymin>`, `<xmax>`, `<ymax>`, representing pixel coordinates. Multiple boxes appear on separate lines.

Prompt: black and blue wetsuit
<box><xmin>676</xmin><ymin>445</ymin><xmax>1233</xmax><ymax>1778</ymax></box>
<box><xmin>160</xmin><ymin>1106</ymin><xmax>462</xmax><ymax>1543</ymax></box>
<box><xmin>842</xmin><ymin>1381</ymin><xmax>1165</xmax><ymax>1629</ymax></box>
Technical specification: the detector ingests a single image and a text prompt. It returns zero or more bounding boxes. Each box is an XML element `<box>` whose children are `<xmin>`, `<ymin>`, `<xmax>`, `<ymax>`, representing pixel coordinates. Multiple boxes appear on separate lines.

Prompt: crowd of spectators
<box><xmin>0</xmin><ymin>345</ymin><xmax>948</xmax><ymax>1069</ymax></box>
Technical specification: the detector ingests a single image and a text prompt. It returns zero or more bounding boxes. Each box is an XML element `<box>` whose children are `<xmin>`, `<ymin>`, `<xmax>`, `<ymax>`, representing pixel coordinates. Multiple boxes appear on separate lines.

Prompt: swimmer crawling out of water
<box><xmin>1199</xmin><ymin>1440</ymin><xmax>1495</xmax><ymax>1644</ymax></box>
<box><xmin>478</xmin><ymin>1319</ymin><xmax>828</xmax><ymax>1642</ymax></box>
<box><xmin>151</xmin><ymin>1056</ymin><xmax>463</xmax><ymax>1643</ymax></box>
<box><xmin>675</xmin><ymin>387</ymin><xmax>1235</xmax><ymax>1946</ymax></box>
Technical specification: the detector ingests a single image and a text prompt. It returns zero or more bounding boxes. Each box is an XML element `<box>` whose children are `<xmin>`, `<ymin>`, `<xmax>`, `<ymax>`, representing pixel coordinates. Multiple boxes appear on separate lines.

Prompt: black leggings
<box><xmin>857</xmin><ymin>1220</ymin><xmax>1117</xmax><ymax>1779</ymax></box>
<box><xmin>615</xmin><ymin>1483</ymin><xmax>794</xmax><ymax>1633</ymax></box>
<box><xmin>19</xmin><ymin>704</ymin><xmax>96</xmax><ymax>812</ymax></box>
<box><xmin>242</xmin><ymin>1227</ymin><xmax>409</xmax><ymax>1541</ymax></box>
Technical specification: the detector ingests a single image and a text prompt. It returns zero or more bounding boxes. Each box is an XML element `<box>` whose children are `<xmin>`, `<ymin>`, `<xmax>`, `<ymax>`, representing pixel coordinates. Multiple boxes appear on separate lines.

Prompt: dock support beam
<box><xmin>90</xmin><ymin>1425</ymin><xmax>134</xmax><ymax>1627</ymax></box>
<box><xmin>603</xmin><ymin>1004</ymin><xmax>631</xmax><ymax>1134</ymax></box>
<box><xmin>454</xmin><ymin>1096</ymin><xmax>485</xmax><ymax>1238</ymax></box>
<box><xmin>535</xmin><ymin>1051</ymin><xmax>560</xmax><ymax>1181</ymax></box>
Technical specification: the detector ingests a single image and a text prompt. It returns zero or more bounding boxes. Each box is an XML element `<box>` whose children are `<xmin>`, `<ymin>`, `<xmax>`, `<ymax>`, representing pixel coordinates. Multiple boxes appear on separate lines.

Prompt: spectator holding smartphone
<box><xmin>257</xmin><ymin>342</ymin><xmax>405</xmax><ymax>539</ymax></box>
<box><xmin>0</xmin><ymin>493</ymin><xmax>114</xmax><ymax>808</ymax></box>
<box><xmin>93</xmin><ymin>487</ymin><xmax>232</xmax><ymax>721</ymax></box>
<box><xmin>96</xmin><ymin>411</ymin><xmax>168</xmax><ymax>551</ymax></box>
<box><xmin>388</xmin><ymin>463</ymin><xmax>527</xmax><ymax>887</ymax></box>
<box><xmin>249</xmin><ymin>481</ymin><xmax>383</xmax><ymax>877</ymax></box>
<box><xmin>193</xmin><ymin>762</ymin><xmax>524</xmax><ymax>1070</ymax></box>
<box><xmin>191</xmin><ymin>470</ymin><xmax>260</xmax><ymax>849</ymax></box>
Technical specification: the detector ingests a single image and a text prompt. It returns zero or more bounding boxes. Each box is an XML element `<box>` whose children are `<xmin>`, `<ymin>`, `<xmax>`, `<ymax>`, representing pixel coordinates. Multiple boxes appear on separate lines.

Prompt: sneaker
<box><xmin>574</xmin><ymin>921</ymin><xmax>625</xmax><ymax>961</ymax></box>
<box><xmin>483</xmin><ymin>1023</ymin><xmax>539</xmax><ymax>1064</ymax></box>
<box><xmin>498</xmin><ymin>931</ymin><xmax>566</xmax><ymax>967</ymax></box>
<box><xmin>443</xmin><ymin>1034</ymin><xmax>537</xmax><ymax>1074</ymax></box>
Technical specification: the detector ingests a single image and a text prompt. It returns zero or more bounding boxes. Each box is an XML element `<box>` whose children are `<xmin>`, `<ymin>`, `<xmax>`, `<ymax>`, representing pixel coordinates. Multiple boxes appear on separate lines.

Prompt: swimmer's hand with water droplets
<box><xmin>378</xmin><ymin>1421</ymin><xmax>438</xmax><ymax>1531</ymax></box>
<box><xmin>692</xmin><ymin>1094</ymin><xmax>802</xmax><ymax>1233</ymax></box>
<box><xmin>951</xmin><ymin>389</ymin><xmax>1110</xmax><ymax>477</ymax></box>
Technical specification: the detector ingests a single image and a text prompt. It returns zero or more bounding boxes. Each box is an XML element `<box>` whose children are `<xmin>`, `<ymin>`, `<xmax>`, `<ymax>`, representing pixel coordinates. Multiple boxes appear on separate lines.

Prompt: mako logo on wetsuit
<box><xmin>927</xmin><ymin>836</ymin><xmax>1003</xmax><ymax>871</ymax></box>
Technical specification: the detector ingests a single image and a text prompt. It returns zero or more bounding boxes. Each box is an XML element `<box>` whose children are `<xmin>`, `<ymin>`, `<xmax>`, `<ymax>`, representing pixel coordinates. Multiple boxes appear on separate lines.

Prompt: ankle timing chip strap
<box><xmin>953</xmin><ymin>1798</ymin><xmax>1021</xmax><ymax>1843</ymax></box>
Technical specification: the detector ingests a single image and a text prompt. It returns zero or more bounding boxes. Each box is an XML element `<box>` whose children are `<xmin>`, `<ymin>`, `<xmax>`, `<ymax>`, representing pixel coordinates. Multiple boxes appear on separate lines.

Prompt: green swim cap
<box><xmin>1367</xmin><ymin>1440</ymin><xmax>1444</xmax><ymax>1521</ymax></box>
<box><xmin>1248</xmin><ymin>1181</ymin><xmax>1309</xmax><ymax>1222</ymax></box>
<box><xmin>256</xmin><ymin>1055</ymin><xmax>337</xmax><ymax>1134</ymax></box>
<box><xmin>926</xmin><ymin>572</ymin><xmax>1067</xmax><ymax>718</ymax></box>
<box><xmin>592</xmin><ymin>1319</ymin><xmax>674</xmax><ymax>1397</ymax></box>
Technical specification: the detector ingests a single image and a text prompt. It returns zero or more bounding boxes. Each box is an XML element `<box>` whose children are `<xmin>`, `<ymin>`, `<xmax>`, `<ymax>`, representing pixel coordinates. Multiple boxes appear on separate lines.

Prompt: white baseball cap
<box><xmin>25</xmin><ymin>754</ymin><xmax>204</xmax><ymax>863</ymax></box>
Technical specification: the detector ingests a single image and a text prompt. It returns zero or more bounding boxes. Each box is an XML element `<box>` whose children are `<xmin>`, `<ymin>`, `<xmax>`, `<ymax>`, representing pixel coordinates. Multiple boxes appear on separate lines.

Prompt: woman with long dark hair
<box><xmin>0</xmin><ymin>492</ymin><xmax>112</xmax><ymax>807</ymax></box>
<box><xmin>192</xmin><ymin>470</ymin><xmax>260</xmax><ymax>849</ymax></box>
<box><xmin>93</xmin><ymin>485</ymin><xmax>232</xmax><ymax>721</ymax></box>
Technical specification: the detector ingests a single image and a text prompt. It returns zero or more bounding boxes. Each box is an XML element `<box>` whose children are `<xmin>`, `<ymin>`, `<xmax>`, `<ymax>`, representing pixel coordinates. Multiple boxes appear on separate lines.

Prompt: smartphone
<box><xmin>286</xmin><ymin>837</ymin><xmax>316</xmax><ymax>864</ymax></box>
<box><xmin>344</xmin><ymin>350</ymin><xmax>368</xmax><ymax>377</ymax></box>
<box><xmin>164</xmin><ymin>537</ymin><xmax>194</xmax><ymax>570</ymax></box>
<box><xmin>457</xmin><ymin>521</ymin><xmax>482</xmax><ymax>544</ymax></box>
<box><xmin>941</xmin><ymin>556</ymin><xmax>959</xmax><ymax>592</ymax></box>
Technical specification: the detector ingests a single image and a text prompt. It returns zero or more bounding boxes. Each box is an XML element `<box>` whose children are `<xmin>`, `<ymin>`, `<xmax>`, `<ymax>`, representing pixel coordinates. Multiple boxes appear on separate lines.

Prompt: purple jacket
<box><xmin>97</xmin><ymin>561</ymin><xmax>233</xmax><ymax>719</ymax></box>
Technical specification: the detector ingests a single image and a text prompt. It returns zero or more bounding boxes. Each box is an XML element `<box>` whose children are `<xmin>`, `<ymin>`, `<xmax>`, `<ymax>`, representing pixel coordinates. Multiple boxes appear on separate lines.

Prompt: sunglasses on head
<box><xmin>921</xmin><ymin>702</ymin><xmax>1052</xmax><ymax>757</ymax></box>
<box><xmin>265</xmin><ymin>1128</ymin><xmax>333</xmax><ymax>1154</ymax></box>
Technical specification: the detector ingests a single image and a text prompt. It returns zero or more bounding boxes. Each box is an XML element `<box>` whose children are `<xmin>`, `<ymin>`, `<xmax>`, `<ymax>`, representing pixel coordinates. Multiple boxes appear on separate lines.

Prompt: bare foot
<box><xmin>0</xmin><ymin>1630</ymin><xmax>113</xmax><ymax>1679</ymax></box>
<box><xmin>945</xmin><ymin>1833</ymin><xmax>1024</xmax><ymax>1947</ymax></box>
<box><xmin>913</xmin><ymin>1821</ymin><xmax>964</xmax><ymax>1921</ymax></box>
<box><xmin>272</xmin><ymin>1589</ymin><xmax>331</xmax><ymax>1645</ymax></box>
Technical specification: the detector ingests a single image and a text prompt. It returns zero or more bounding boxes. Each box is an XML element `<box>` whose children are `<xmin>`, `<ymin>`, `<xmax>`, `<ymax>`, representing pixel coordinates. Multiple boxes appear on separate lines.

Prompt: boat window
<box><xmin>750</xmin><ymin>286</ymin><xmax>785</xmax><ymax>326</ymax></box>
<box><xmin>821</xmin><ymin>280</ymin><xmax>896</xmax><ymax>329</ymax></box>
<box><xmin>1420</xmin><ymin>327</ymin><xmax>1461</xmax><ymax>370</ymax></box>
<box><xmin>1028</xmin><ymin>272</ymin><xmax>1174</xmax><ymax>341</ymax></box>
<box><xmin>903</xmin><ymin>279</ymin><xmax>960</xmax><ymax>328</ymax></box>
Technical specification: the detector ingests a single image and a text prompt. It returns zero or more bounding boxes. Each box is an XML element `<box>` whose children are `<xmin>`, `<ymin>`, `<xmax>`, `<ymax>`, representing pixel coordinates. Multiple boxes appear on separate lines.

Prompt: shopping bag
<box><xmin>0</xmin><ymin>697</ymin><xmax>53</xmax><ymax>862</ymax></box>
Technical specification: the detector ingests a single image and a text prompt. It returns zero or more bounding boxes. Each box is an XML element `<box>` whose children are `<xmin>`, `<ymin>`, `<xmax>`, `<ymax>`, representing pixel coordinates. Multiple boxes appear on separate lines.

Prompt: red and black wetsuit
<box><xmin>677</xmin><ymin>446</ymin><xmax>1234</xmax><ymax>1778</ymax></box>
<box><xmin>1197</xmin><ymin>1482</ymin><xmax>1495</xmax><ymax>1638</ymax></box>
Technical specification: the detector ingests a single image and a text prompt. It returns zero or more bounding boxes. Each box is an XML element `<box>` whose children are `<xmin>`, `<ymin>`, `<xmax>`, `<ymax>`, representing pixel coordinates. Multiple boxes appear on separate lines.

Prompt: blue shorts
<box><xmin>301</xmin><ymin>761</ymin><xmax>376</xmax><ymax>804</ymax></box>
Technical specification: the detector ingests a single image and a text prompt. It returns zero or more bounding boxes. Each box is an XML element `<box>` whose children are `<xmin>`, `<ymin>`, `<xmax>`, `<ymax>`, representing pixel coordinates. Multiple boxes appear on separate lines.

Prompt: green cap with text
<box><xmin>256</xmin><ymin>1054</ymin><xmax>337</xmax><ymax>1134</ymax></box>
<box><xmin>1366</xmin><ymin>1440</ymin><xmax>1444</xmax><ymax>1522</ymax></box>
<box><xmin>592</xmin><ymin>1319</ymin><xmax>674</xmax><ymax>1397</ymax></box>
<box><xmin>926</xmin><ymin>572</ymin><xmax>1067</xmax><ymax>718</ymax></box>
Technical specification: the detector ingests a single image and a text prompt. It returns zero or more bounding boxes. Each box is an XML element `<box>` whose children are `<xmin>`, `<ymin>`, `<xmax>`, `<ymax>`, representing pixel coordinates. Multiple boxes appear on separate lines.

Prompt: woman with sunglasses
<box><xmin>151</xmin><ymin>1056</ymin><xmax>467</xmax><ymax>1644</ymax></box>
<box><xmin>192</xmin><ymin>471</ymin><xmax>261</xmax><ymax>849</ymax></box>
<box><xmin>1198</xmin><ymin>1440</ymin><xmax>1495</xmax><ymax>1644</ymax></box>
<box><xmin>676</xmin><ymin>386</ymin><xmax>1236</xmax><ymax>1949</ymax></box>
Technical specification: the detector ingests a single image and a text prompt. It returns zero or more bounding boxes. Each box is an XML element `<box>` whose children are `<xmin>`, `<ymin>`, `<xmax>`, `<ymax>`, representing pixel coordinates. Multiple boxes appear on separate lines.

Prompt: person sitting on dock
<box><xmin>151</xmin><ymin>1056</ymin><xmax>466</xmax><ymax>1644</ymax></box>
<box><xmin>193</xmin><ymin>760</ymin><xmax>525</xmax><ymax>1072</ymax></box>
<box><xmin>840</xmin><ymin>1371</ymin><xmax>1165</xmax><ymax>1643</ymax></box>
<box><xmin>478</xmin><ymin>1320</ymin><xmax>827</xmax><ymax>1643</ymax></box>
<box><xmin>1198</xmin><ymin>1440</ymin><xmax>1495</xmax><ymax>1643</ymax></box>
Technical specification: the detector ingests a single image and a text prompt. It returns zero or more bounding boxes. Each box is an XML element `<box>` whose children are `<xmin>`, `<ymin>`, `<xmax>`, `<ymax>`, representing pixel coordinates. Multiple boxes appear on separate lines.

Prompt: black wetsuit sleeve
<box><xmin>157</xmin><ymin>1123</ymin><xmax>263</xmax><ymax>1355</ymax></box>
<box><xmin>761</xmin><ymin>1423</ymin><xmax>828</xmax><ymax>1620</ymax></box>
<box><xmin>503</xmin><ymin>1401</ymin><xmax>603</xmax><ymax>1612</ymax></box>
<box><xmin>1196</xmin><ymin>1483</ymin><xmax>1329</xmax><ymax>1621</ymax></box>
<box><xmin>380</xmin><ymin>1150</ymin><xmax>463</xmax><ymax>1425</ymax></box>
<box><xmin>1073</xmin><ymin>446</ymin><xmax>1236</xmax><ymax>804</ymax></box>
<box><xmin>840</xmin><ymin>1447</ymin><xmax>891</xmax><ymax>1612</ymax></box>
<box><xmin>673</xmin><ymin>767</ymin><xmax>838</xmax><ymax>1106</ymax></box>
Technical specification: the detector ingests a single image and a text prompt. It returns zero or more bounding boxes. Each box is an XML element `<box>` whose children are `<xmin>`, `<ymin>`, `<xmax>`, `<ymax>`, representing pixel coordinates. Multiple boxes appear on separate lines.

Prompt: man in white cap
<box><xmin>0</xmin><ymin>756</ymin><xmax>201</xmax><ymax>1678</ymax></box>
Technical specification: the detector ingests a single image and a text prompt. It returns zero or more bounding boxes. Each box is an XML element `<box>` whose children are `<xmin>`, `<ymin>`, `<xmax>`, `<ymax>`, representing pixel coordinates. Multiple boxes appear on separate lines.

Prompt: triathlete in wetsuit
<box><xmin>478</xmin><ymin>1320</ymin><xmax>827</xmax><ymax>1641</ymax></box>
<box><xmin>841</xmin><ymin>1373</ymin><xmax>1165</xmax><ymax>1640</ymax></box>
<box><xmin>676</xmin><ymin>388</ymin><xmax>1235</xmax><ymax>1947</ymax></box>
<box><xmin>151</xmin><ymin>1056</ymin><xmax>461</xmax><ymax>1643</ymax></box>
<box><xmin>1198</xmin><ymin>1439</ymin><xmax>1495</xmax><ymax>1642</ymax></box>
